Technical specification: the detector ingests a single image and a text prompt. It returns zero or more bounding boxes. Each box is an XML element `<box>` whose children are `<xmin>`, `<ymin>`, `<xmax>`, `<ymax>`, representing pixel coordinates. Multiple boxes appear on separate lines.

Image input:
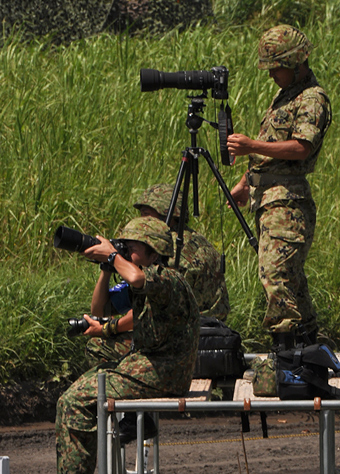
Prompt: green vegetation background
<box><xmin>1</xmin><ymin>0</ymin><xmax>339</xmax><ymax>385</ymax></box>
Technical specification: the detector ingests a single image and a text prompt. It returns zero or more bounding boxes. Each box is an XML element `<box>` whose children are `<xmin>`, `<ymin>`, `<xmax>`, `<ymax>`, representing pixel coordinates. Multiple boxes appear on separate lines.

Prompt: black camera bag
<box><xmin>193</xmin><ymin>316</ymin><xmax>246</xmax><ymax>379</ymax></box>
<box><xmin>276</xmin><ymin>343</ymin><xmax>340</xmax><ymax>400</ymax></box>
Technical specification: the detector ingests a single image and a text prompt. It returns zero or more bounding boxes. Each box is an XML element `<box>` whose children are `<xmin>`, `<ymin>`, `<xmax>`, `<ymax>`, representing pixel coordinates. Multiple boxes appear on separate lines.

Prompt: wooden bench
<box><xmin>97</xmin><ymin>376</ymin><xmax>212</xmax><ymax>474</ymax></box>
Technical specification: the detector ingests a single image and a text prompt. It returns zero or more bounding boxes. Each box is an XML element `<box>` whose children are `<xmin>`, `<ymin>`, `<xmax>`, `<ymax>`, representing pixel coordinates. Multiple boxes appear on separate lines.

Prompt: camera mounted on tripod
<box><xmin>140</xmin><ymin>66</ymin><xmax>233</xmax><ymax>166</ymax></box>
<box><xmin>140</xmin><ymin>66</ymin><xmax>229</xmax><ymax>101</ymax></box>
<box><xmin>139</xmin><ymin>64</ymin><xmax>259</xmax><ymax>260</ymax></box>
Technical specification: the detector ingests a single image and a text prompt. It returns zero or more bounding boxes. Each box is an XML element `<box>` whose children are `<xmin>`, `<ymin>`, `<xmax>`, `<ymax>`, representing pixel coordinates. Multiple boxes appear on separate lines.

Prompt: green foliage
<box><xmin>0</xmin><ymin>0</ymin><xmax>213</xmax><ymax>45</ymax></box>
<box><xmin>1</xmin><ymin>3</ymin><xmax>340</xmax><ymax>384</ymax></box>
<box><xmin>0</xmin><ymin>0</ymin><xmax>112</xmax><ymax>45</ymax></box>
<box><xmin>213</xmin><ymin>0</ymin><xmax>330</xmax><ymax>29</ymax></box>
<box><xmin>0</xmin><ymin>262</ymin><xmax>93</xmax><ymax>383</ymax></box>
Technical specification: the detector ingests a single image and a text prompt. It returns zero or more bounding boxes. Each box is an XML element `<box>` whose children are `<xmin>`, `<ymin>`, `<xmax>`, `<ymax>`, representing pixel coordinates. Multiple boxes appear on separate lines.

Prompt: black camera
<box><xmin>53</xmin><ymin>225</ymin><xmax>129</xmax><ymax>260</ymax></box>
<box><xmin>67</xmin><ymin>315</ymin><xmax>109</xmax><ymax>337</ymax></box>
<box><xmin>140</xmin><ymin>66</ymin><xmax>229</xmax><ymax>100</ymax></box>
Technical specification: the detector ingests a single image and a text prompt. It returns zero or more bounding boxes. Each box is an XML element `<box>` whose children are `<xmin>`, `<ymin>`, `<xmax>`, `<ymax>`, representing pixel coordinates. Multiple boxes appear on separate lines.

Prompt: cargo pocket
<box><xmin>260</xmin><ymin>203</ymin><xmax>306</xmax><ymax>245</ymax></box>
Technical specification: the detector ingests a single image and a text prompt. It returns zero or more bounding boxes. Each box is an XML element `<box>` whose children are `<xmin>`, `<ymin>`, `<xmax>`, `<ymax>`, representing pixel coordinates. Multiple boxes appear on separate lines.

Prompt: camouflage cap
<box><xmin>133</xmin><ymin>183</ymin><xmax>188</xmax><ymax>220</ymax></box>
<box><xmin>258</xmin><ymin>25</ymin><xmax>314</xmax><ymax>70</ymax></box>
<box><xmin>119</xmin><ymin>216</ymin><xmax>174</xmax><ymax>257</ymax></box>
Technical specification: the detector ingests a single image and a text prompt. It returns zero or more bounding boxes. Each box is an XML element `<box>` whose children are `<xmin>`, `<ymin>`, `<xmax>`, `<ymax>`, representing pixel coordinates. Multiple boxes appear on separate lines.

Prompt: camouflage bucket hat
<box><xmin>119</xmin><ymin>216</ymin><xmax>174</xmax><ymax>257</ymax></box>
<box><xmin>133</xmin><ymin>183</ymin><xmax>188</xmax><ymax>220</ymax></box>
<box><xmin>258</xmin><ymin>25</ymin><xmax>314</xmax><ymax>70</ymax></box>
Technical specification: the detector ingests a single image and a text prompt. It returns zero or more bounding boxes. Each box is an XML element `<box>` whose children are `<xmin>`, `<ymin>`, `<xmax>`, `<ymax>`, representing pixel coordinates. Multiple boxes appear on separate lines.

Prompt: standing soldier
<box><xmin>227</xmin><ymin>25</ymin><xmax>332</xmax><ymax>349</ymax></box>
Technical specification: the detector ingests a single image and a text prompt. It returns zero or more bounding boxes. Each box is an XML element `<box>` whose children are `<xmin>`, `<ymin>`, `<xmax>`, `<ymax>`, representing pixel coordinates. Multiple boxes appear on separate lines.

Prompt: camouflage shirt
<box><xmin>249</xmin><ymin>69</ymin><xmax>332</xmax><ymax>211</ymax></box>
<box><xmin>115</xmin><ymin>263</ymin><xmax>200</xmax><ymax>395</ymax></box>
<box><xmin>169</xmin><ymin>225</ymin><xmax>230</xmax><ymax>321</ymax></box>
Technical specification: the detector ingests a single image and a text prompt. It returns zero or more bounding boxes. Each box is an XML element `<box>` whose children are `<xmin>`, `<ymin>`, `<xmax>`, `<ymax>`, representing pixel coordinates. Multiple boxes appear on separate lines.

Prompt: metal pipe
<box><xmin>105</xmin><ymin>399</ymin><xmax>340</xmax><ymax>412</ymax></box>
<box><xmin>136</xmin><ymin>412</ymin><xmax>144</xmax><ymax>474</ymax></box>
<box><xmin>97</xmin><ymin>373</ymin><xmax>108</xmax><ymax>474</ymax></box>
<box><xmin>106</xmin><ymin>415</ymin><xmax>113</xmax><ymax>474</ymax></box>
<box><xmin>153</xmin><ymin>412</ymin><xmax>160</xmax><ymax>474</ymax></box>
<box><xmin>320</xmin><ymin>409</ymin><xmax>336</xmax><ymax>474</ymax></box>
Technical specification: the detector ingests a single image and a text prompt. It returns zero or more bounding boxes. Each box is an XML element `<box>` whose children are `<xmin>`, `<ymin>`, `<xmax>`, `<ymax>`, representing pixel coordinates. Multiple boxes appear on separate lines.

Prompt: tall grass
<box><xmin>1</xmin><ymin>10</ymin><xmax>340</xmax><ymax>383</ymax></box>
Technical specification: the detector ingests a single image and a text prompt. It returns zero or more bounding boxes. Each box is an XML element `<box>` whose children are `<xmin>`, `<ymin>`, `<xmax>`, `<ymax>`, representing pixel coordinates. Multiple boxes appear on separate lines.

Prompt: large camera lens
<box><xmin>67</xmin><ymin>315</ymin><xmax>109</xmax><ymax>337</ymax></box>
<box><xmin>54</xmin><ymin>226</ymin><xmax>101</xmax><ymax>253</ymax></box>
<box><xmin>140</xmin><ymin>68</ymin><xmax>215</xmax><ymax>92</ymax></box>
<box><xmin>67</xmin><ymin>317</ymin><xmax>90</xmax><ymax>337</ymax></box>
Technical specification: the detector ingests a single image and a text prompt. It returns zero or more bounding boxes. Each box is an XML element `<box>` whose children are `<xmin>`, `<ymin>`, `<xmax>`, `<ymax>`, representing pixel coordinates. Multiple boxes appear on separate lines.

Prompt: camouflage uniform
<box><xmin>248</xmin><ymin>26</ymin><xmax>332</xmax><ymax>335</ymax></box>
<box><xmin>168</xmin><ymin>224</ymin><xmax>230</xmax><ymax>319</ymax></box>
<box><xmin>86</xmin><ymin>183</ymin><xmax>230</xmax><ymax>365</ymax></box>
<box><xmin>134</xmin><ymin>183</ymin><xmax>230</xmax><ymax>320</ymax></box>
<box><xmin>56</xmin><ymin>218</ymin><xmax>200</xmax><ymax>473</ymax></box>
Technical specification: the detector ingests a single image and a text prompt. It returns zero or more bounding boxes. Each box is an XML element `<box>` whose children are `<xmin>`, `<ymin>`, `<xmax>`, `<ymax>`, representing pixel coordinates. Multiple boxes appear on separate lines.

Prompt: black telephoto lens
<box><xmin>140</xmin><ymin>68</ymin><xmax>215</xmax><ymax>92</ymax></box>
<box><xmin>54</xmin><ymin>226</ymin><xmax>101</xmax><ymax>253</ymax></box>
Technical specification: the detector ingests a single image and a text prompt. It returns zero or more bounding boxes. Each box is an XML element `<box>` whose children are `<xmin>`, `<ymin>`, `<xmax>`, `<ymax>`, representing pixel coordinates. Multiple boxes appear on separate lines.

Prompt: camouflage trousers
<box><xmin>256</xmin><ymin>199</ymin><xmax>317</xmax><ymax>334</ymax></box>
<box><xmin>85</xmin><ymin>333</ymin><xmax>133</xmax><ymax>368</ymax></box>
<box><xmin>56</xmin><ymin>354</ymin><xmax>167</xmax><ymax>474</ymax></box>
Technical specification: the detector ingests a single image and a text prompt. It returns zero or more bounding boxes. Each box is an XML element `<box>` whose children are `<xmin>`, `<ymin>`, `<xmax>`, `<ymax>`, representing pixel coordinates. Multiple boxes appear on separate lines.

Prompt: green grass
<box><xmin>1</xmin><ymin>7</ymin><xmax>340</xmax><ymax>383</ymax></box>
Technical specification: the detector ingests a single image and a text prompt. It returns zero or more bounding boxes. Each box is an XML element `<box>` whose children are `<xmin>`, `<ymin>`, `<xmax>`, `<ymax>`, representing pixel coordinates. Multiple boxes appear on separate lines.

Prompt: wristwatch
<box><xmin>107</xmin><ymin>251</ymin><xmax>118</xmax><ymax>267</ymax></box>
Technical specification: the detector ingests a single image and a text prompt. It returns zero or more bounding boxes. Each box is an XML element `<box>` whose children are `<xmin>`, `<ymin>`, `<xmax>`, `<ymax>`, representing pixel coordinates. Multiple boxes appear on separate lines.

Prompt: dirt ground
<box><xmin>1</xmin><ymin>411</ymin><xmax>340</xmax><ymax>474</ymax></box>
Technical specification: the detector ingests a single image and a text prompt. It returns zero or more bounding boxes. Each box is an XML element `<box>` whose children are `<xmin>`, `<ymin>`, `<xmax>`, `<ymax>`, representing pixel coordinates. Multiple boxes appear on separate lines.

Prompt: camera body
<box><xmin>210</xmin><ymin>66</ymin><xmax>229</xmax><ymax>100</ymax></box>
<box><xmin>140</xmin><ymin>66</ymin><xmax>229</xmax><ymax>100</ymax></box>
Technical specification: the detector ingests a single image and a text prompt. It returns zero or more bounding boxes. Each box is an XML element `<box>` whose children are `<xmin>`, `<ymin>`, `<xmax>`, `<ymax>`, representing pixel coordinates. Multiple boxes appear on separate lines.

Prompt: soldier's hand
<box><xmin>228</xmin><ymin>181</ymin><xmax>250</xmax><ymax>208</ymax></box>
<box><xmin>227</xmin><ymin>133</ymin><xmax>254</xmax><ymax>156</ymax></box>
<box><xmin>83</xmin><ymin>314</ymin><xmax>103</xmax><ymax>337</ymax></box>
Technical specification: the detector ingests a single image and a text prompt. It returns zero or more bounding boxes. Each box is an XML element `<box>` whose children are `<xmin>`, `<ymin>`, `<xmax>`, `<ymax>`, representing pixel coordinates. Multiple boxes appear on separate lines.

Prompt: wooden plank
<box><xmin>329</xmin><ymin>377</ymin><xmax>340</xmax><ymax>388</ymax></box>
<box><xmin>188</xmin><ymin>378</ymin><xmax>212</xmax><ymax>399</ymax></box>
<box><xmin>108</xmin><ymin>379</ymin><xmax>212</xmax><ymax>406</ymax></box>
<box><xmin>233</xmin><ymin>379</ymin><xmax>280</xmax><ymax>401</ymax></box>
<box><xmin>233</xmin><ymin>377</ymin><xmax>340</xmax><ymax>401</ymax></box>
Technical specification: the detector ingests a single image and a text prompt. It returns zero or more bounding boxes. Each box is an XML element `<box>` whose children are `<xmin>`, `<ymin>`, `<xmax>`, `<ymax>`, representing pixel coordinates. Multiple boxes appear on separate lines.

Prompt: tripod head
<box><xmin>186</xmin><ymin>94</ymin><xmax>219</xmax><ymax>136</ymax></box>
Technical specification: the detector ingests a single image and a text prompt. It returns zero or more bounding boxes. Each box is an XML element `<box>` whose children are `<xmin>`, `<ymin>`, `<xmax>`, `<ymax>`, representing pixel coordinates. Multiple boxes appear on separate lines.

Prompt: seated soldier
<box><xmin>56</xmin><ymin>217</ymin><xmax>200</xmax><ymax>473</ymax></box>
<box><xmin>135</xmin><ymin>183</ymin><xmax>230</xmax><ymax>321</ymax></box>
<box><xmin>86</xmin><ymin>183</ymin><xmax>230</xmax><ymax>365</ymax></box>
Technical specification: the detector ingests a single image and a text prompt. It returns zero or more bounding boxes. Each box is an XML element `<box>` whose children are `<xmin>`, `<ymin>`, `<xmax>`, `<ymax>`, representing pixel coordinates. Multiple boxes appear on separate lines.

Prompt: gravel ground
<box><xmin>1</xmin><ymin>411</ymin><xmax>340</xmax><ymax>473</ymax></box>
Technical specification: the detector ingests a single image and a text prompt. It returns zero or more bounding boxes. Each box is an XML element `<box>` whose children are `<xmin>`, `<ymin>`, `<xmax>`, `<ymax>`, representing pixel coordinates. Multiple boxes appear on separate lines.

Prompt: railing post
<box><xmin>136</xmin><ymin>411</ymin><xmax>145</xmax><ymax>474</ymax></box>
<box><xmin>153</xmin><ymin>412</ymin><xmax>160</xmax><ymax>474</ymax></box>
<box><xmin>98</xmin><ymin>372</ymin><xmax>108</xmax><ymax>474</ymax></box>
<box><xmin>319</xmin><ymin>409</ymin><xmax>335</xmax><ymax>474</ymax></box>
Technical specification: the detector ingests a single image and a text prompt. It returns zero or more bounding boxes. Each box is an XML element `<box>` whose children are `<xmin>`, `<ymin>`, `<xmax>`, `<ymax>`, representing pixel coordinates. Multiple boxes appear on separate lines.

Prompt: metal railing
<box><xmin>97</xmin><ymin>372</ymin><xmax>339</xmax><ymax>474</ymax></box>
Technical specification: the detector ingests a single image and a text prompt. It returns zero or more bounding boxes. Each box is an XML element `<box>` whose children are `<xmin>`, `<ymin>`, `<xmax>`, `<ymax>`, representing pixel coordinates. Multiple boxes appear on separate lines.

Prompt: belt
<box><xmin>246</xmin><ymin>172</ymin><xmax>307</xmax><ymax>188</ymax></box>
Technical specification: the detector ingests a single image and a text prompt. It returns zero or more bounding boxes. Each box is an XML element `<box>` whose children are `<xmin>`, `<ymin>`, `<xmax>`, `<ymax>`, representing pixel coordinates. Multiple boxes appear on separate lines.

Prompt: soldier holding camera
<box><xmin>85</xmin><ymin>182</ymin><xmax>230</xmax><ymax>365</ymax></box>
<box><xmin>227</xmin><ymin>25</ymin><xmax>332</xmax><ymax>349</ymax></box>
<box><xmin>55</xmin><ymin>216</ymin><xmax>200</xmax><ymax>473</ymax></box>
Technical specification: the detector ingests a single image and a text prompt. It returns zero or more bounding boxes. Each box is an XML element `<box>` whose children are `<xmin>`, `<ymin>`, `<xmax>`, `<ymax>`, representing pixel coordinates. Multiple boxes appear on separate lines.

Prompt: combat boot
<box><xmin>295</xmin><ymin>327</ymin><xmax>318</xmax><ymax>346</ymax></box>
<box><xmin>119</xmin><ymin>412</ymin><xmax>158</xmax><ymax>445</ymax></box>
<box><xmin>271</xmin><ymin>332</ymin><xmax>295</xmax><ymax>352</ymax></box>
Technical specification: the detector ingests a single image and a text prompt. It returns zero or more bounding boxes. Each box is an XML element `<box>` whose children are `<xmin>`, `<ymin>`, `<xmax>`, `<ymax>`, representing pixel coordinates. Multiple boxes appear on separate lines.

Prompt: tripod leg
<box><xmin>201</xmin><ymin>148</ymin><xmax>258</xmax><ymax>254</ymax></box>
<box><xmin>166</xmin><ymin>154</ymin><xmax>188</xmax><ymax>227</ymax></box>
<box><xmin>192</xmin><ymin>152</ymin><xmax>199</xmax><ymax>217</ymax></box>
<box><xmin>174</xmin><ymin>150</ymin><xmax>192</xmax><ymax>268</ymax></box>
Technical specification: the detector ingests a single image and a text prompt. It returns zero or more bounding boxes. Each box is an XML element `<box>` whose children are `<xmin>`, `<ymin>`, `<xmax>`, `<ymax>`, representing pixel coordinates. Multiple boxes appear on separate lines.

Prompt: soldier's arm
<box><xmin>91</xmin><ymin>270</ymin><xmax>111</xmax><ymax>317</ymax></box>
<box><xmin>83</xmin><ymin>310</ymin><xmax>133</xmax><ymax>337</ymax></box>
<box><xmin>227</xmin><ymin>133</ymin><xmax>311</xmax><ymax>161</ymax></box>
<box><xmin>230</xmin><ymin>172</ymin><xmax>250</xmax><ymax>207</ymax></box>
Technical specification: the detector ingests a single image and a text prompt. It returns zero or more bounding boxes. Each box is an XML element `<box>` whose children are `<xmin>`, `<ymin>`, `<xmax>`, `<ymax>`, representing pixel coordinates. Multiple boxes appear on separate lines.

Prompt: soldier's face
<box><xmin>139</xmin><ymin>205</ymin><xmax>162</xmax><ymax>219</ymax></box>
<box><xmin>125</xmin><ymin>240</ymin><xmax>157</xmax><ymax>267</ymax></box>
<box><xmin>269</xmin><ymin>67</ymin><xmax>294</xmax><ymax>89</ymax></box>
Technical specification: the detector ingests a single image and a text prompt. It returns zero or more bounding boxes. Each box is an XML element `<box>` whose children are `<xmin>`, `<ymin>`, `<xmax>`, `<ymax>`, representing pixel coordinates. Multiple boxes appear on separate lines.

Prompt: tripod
<box><xmin>166</xmin><ymin>95</ymin><xmax>258</xmax><ymax>269</ymax></box>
